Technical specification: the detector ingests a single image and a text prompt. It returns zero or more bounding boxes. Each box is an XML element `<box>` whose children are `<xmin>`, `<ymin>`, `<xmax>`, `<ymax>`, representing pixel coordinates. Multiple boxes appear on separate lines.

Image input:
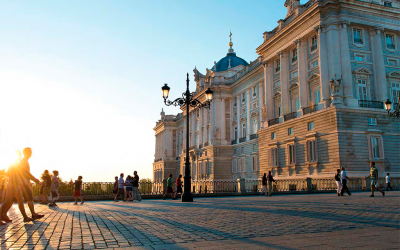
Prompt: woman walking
<box><xmin>335</xmin><ymin>169</ymin><xmax>342</xmax><ymax>196</ymax></box>
<box><xmin>124</xmin><ymin>175</ymin><xmax>132</xmax><ymax>201</ymax></box>
<box><xmin>49</xmin><ymin>171</ymin><xmax>60</xmax><ymax>207</ymax></box>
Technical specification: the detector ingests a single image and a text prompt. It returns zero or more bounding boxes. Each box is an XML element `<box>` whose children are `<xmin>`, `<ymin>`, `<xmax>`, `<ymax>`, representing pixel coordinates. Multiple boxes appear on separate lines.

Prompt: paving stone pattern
<box><xmin>0</xmin><ymin>192</ymin><xmax>399</xmax><ymax>249</ymax></box>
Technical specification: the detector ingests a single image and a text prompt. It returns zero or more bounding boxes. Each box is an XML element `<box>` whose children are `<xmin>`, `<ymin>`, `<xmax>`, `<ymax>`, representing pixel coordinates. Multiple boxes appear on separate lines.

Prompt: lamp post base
<box><xmin>181</xmin><ymin>192</ymin><xmax>193</xmax><ymax>202</ymax></box>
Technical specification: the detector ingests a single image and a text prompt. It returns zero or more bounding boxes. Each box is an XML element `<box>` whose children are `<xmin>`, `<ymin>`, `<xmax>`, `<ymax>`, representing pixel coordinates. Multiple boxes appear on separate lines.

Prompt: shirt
<box><xmin>334</xmin><ymin>173</ymin><xmax>341</xmax><ymax>181</ymax></box>
<box><xmin>262</xmin><ymin>176</ymin><xmax>267</xmax><ymax>185</ymax></box>
<box><xmin>118</xmin><ymin>177</ymin><xmax>125</xmax><ymax>188</ymax></box>
<box><xmin>6</xmin><ymin>163</ymin><xmax>20</xmax><ymax>187</ymax></box>
<box><xmin>167</xmin><ymin>177</ymin><xmax>172</xmax><ymax>187</ymax></box>
<box><xmin>44</xmin><ymin>175</ymin><xmax>52</xmax><ymax>188</ymax></box>
<box><xmin>113</xmin><ymin>180</ymin><xmax>118</xmax><ymax>190</ymax></box>
<box><xmin>267</xmin><ymin>174</ymin><xmax>274</xmax><ymax>182</ymax></box>
<box><xmin>75</xmin><ymin>180</ymin><xmax>82</xmax><ymax>191</ymax></box>
<box><xmin>19</xmin><ymin>158</ymin><xmax>30</xmax><ymax>186</ymax></box>
<box><xmin>341</xmin><ymin>171</ymin><xmax>347</xmax><ymax>181</ymax></box>
<box><xmin>176</xmin><ymin>178</ymin><xmax>182</xmax><ymax>187</ymax></box>
<box><xmin>52</xmin><ymin>176</ymin><xmax>60</xmax><ymax>189</ymax></box>
<box><xmin>370</xmin><ymin>167</ymin><xmax>378</xmax><ymax>179</ymax></box>
<box><xmin>386</xmin><ymin>176</ymin><xmax>390</xmax><ymax>183</ymax></box>
<box><xmin>132</xmin><ymin>175</ymin><xmax>139</xmax><ymax>187</ymax></box>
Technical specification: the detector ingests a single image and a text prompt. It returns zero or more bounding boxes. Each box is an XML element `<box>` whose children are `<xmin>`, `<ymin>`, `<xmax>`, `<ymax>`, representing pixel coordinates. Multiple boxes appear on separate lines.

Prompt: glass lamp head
<box><xmin>162</xmin><ymin>84</ymin><xmax>170</xmax><ymax>99</ymax></box>
<box><xmin>384</xmin><ymin>99</ymin><xmax>392</xmax><ymax>111</ymax></box>
<box><xmin>205</xmin><ymin>88</ymin><xmax>213</xmax><ymax>101</ymax></box>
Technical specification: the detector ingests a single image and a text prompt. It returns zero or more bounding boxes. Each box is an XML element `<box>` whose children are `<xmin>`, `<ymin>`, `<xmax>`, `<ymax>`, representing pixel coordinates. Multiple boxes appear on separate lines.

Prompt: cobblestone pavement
<box><xmin>0</xmin><ymin>192</ymin><xmax>399</xmax><ymax>249</ymax></box>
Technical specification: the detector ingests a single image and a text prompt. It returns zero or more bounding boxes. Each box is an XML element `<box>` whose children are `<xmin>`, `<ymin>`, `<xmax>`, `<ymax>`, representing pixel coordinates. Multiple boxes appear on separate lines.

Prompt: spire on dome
<box><xmin>228</xmin><ymin>31</ymin><xmax>235</xmax><ymax>54</ymax></box>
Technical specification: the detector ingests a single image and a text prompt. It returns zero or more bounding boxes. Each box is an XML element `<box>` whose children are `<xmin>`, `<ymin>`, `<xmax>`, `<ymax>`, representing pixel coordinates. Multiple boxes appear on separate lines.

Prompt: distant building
<box><xmin>154</xmin><ymin>0</ymin><xmax>400</xmax><ymax>182</ymax></box>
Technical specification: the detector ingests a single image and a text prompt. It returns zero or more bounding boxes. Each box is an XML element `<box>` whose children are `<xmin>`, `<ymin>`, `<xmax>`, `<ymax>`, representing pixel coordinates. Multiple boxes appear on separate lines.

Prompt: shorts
<box><xmin>113</xmin><ymin>189</ymin><xmax>118</xmax><ymax>195</ymax></box>
<box><xmin>176</xmin><ymin>186</ymin><xmax>183</xmax><ymax>193</ymax></box>
<box><xmin>126</xmin><ymin>187</ymin><xmax>132</xmax><ymax>192</ymax></box>
<box><xmin>167</xmin><ymin>187</ymin><xmax>174</xmax><ymax>193</ymax></box>
<box><xmin>74</xmin><ymin>190</ymin><xmax>81</xmax><ymax>197</ymax></box>
<box><xmin>21</xmin><ymin>185</ymin><xmax>33</xmax><ymax>201</ymax></box>
<box><xmin>371</xmin><ymin>178</ymin><xmax>377</xmax><ymax>185</ymax></box>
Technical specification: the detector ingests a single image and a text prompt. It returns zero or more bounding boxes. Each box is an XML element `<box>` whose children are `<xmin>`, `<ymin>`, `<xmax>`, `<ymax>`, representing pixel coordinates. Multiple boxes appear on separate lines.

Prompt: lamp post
<box><xmin>162</xmin><ymin>73</ymin><xmax>213</xmax><ymax>202</ymax></box>
<box><xmin>384</xmin><ymin>96</ymin><xmax>400</xmax><ymax>118</ymax></box>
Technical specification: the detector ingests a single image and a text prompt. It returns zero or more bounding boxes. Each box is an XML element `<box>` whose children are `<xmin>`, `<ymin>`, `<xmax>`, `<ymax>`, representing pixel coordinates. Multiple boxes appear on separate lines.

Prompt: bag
<box><xmin>375</xmin><ymin>182</ymin><xmax>379</xmax><ymax>188</ymax></box>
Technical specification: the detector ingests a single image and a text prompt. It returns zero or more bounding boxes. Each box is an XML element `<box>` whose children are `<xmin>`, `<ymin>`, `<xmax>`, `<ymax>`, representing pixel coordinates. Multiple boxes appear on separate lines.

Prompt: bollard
<box><xmin>238</xmin><ymin>178</ymin><xmax>246</xmax><ymax>194</ymax></box>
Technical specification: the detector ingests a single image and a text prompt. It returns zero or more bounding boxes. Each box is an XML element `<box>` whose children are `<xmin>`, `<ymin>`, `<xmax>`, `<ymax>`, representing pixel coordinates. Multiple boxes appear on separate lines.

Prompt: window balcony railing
<box><xmin>203</xmin><ymin>141</ymin><xmax>209</xmax><ymax>147</ymax></box>
<box><xmin>303</xmin><ymin>105</ymin><xmax>317</xmax><ymax>115</ymax></box>
<box><xmin>275</xmin><ymin>66</ymin><xmax>280</xmax><ymax>72</ymax></box>
<box><xmin>199</xmin><ymin>144</ymin><xmax>203</xmax><ymax>149</ymax></box>
<box><xmin>250</xmin><ymin>134</ymin><xmax>258</xmax><ymax>140</ymax></box>
<box><xmin>239</xmin><ymin>137</ymin><xmax>246</xmax><ymax>143</ymax></box>
<box><xmin>393</xmin><ymin>103</ymin><xmax>399</xmax><ymax>111</ymax></box>
<box><xmin>358</xmin><ymin>100</ymin><xmax>384</xmax><ymax>109</ymax></box>
<box><xmin>387</xmin><ymin>44</ymin><xmax>395</xmax><ymax>50</ymax></box>
<box><xmin>310</xmin><ymin>44</ymin><xmax>318</xmax><ymax>51</ymax></box>
<box><xmin>292</xmin><ymin>56</ymin><xmax>297</xmax><ymax>63</ymax></box>
<box><xmin>268</xmin><ymin>118</ymin><xmax>280</xmax><ymax>127</ymax></box>
<box><xmin>284</xmin><ymin>112</ymin><xmax>297</xmax><ymax>121</ymax></box>
<box><xmin>354</xmin><ymin>38</ymin><xmax>363</xmax><ymax>44</ymax></box>
<box><xmin>231</xmin><ymin>140</ymin><xmax>237</xmax><ymax>145</ymax></box>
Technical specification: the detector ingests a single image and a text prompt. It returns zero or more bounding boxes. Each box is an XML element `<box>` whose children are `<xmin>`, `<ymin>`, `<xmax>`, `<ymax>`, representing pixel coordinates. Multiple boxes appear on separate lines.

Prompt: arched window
<box><xmin>242</xmin><ymin>123</ymin><xmax>246</xmax><ymax>138</ymax></box>
<box><xmin>253</xmin><ymin>119</ymin><xmax>258</xmax><ymax>134</ymax></box>
<box><xmin>234</xmin><ymin>127</ymin><xmax>238</xmax><ymax>140</ymax></box>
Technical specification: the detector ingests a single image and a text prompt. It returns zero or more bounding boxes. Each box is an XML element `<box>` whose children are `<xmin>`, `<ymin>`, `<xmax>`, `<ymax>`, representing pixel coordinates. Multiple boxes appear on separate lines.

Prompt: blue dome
<box><xmin>212</xmin><ymin>52</ymin><xmax>248</xmax><ymax>72</ymax></box>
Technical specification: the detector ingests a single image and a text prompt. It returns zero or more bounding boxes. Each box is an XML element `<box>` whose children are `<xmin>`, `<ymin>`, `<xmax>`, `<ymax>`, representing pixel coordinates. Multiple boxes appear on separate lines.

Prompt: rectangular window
<box><xmin>370</xmin><ymin>137</ymin><xmax>381</xmax><ymax>159</ymax></box>
<box><xmin>306</xmin><ymin>140</ymin><xmax>317</xmax><ymax>162</ymax></box>
<box><xmin>308</xmin><ymin>122</ymin><xmax>314</xmax><ymax>131</ymax></box>
<box><xmin>311</xmin><ymin>35</ymin><xmax>318</xmax><ymax>51</ymax></box>
<box><xmin>355</xmin><ymin>55</ymin><xmax>364</xmax><ymax>62</ymax></box>
<box><xmin>232</xmin><ymin>159</ymin><xmax>237</xmax><ymax>173</ymax></box>
<box><xmin>311</xmin><ymin>60</ymin><xmax>319</xmax><ymax>69</ymax></box>
<box><xmin>386</xmin><ymin>34</ymin><xmax>395</xmax><ymax>50</ymax></box>
<box><xmin>253</xmin><ymin>86</ymin><xmax>257</xmax><ymax>97</ymax></box>
<box><xmin>391</xmin><ymin>82</ymin><xmax>400</xmax><ymax>104</ymax></box>
<box><xmin>368</xmin><ymin>118</ymin><xmax>377</xmax><ymax>126</ymax></box>
<box><xmin>288</xmin><ymin>128</ymin><xmax>294</xmax><ymax>135</ymax></box>
<box><xmin>353</xmin><ymin>28</ymin><xmax>363</xmax><ymax>44</ymax></box>
<box><xmin>388</xmin><ymin>59</ymin><xmax>398</xmax><ymax>67</ymax></box>
<box><xmin>292</xmin><ymin>71</ymin><xmax>298</xmax><ymax>79</ymax></box>
<box><xmin>252</xmin><ymin>156</ymin><xmax>258</xmax><ymax>171</ymax></box>
<box><xmin>242</xmin><ymin>93</ymin><xmax>245</xmax><ymax>103</ymax></box>
<box><xmin>292</xmin><ymin>48</ymin><xmax>298</xmax><ymax>63</ymax></box>
<box><xmin>288</xmin><ymin>144</ymin><xmax>295</xmax><ymax>165</ymax></box>
<box><xmin>276</xmin><ymin>80</ymin><xmax>281</xmax><ymax>86</ymax></box>
<box><xmin>314</xmin><ymin>89</ymin><xmax>321</xmax><ymax>104</ymax></box>
<box><xmin>241</xmin><ymin>158</ymin><xmax>245</xmax><ymax>172</ymax></box>
<box><xmin>384</xmin><ymin>2</ymin><xmax>392</xmax><ymax>7</ymax></box>
<box><xmin>357</xmin><ymin>79</ymin><xmax>367</xmax><ymax>101</ymax></box>
<box><xmin>271</xmin><ymin>132</ymin><xmax>276</xmax><ymax>140</ymax></box>
<box><xmin>276</xmin><ymin>59</ymin><xmax>281</xmax><ymax>72</ymax></box>
<box><xmin>268</xmin><ymin>148</ymin><xmax>278</xmax><ymax>166</ymax></box>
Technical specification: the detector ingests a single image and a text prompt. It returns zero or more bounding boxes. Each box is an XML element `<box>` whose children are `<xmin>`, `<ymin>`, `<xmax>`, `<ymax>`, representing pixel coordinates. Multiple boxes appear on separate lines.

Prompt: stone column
<box><xmin>210</xmin><ymin>101</ymin><xmax>215</xmax><ymax>142</ymax></box>
<box><xmin>295</xmin><ymin>39</ymin><xmax>309</xmax><ymax>109</ymax></box>
<box><xmin>220</xmin><ymin>98</ymin><xmax>226</xmax><ymax>143</ymax></box>
<box><xmin>264</xmin><ymin>61</ymin><xmax>274</xmax><ymax>122</ymax></box>
<box><xmin>258</xmin><ymin>83</ymin><xmax>263</xmax><ymax>129</ymax></box>
<box><xmin>199</xmin><ymin>107</ymin><xmax>203</xmax><ymax>146</ymax></box>
<box><xmin>372</xmin><ymin>27</ymin><xmax>388</xmax><ymax>102</ymax></box>
<box><xmin>236</xmin><ymin>96</ymin><xmax>240</xmax><ymax>140</ymax></box>
<box><xmin>230</xmin><ymin>98</ymin><xmax>234</xmax><ymax>140</ymax></box>
<box><xmin>316</xmin><ymin>25</ymin><xmax>331</xmax><ymax>108</ymax></box>
<box><xmin>279</xmin><ymin>50</ymin><xmax>290</xmax><ymax>115</ymax></box>
<box><xmin>246</xmin><ymin>89</ymin><xmax>251</xmax><ymax>139</ymax></box>
<box><xmin>340</xmin><ymin>21</ymin><xmax>357</xmax><ymax>107</ymax></box>
<box><xmin>192</xmin><ymin>111</ymin><xmax>196</xmax><ymax>147</ymax></box>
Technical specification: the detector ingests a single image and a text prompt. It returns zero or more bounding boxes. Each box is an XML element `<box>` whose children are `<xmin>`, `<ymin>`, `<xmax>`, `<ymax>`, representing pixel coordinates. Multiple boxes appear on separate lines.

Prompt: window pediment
<box><xmin>289</xmin><ymin>82</ymin><xmax>299</xmax><ymax>91</ymax></box>
<box><xmin>307</xmin><ymin>73</ymin><xmax>320</xmax><ymax>82</ymax></box>
<box><xmin>353</xmin><ymin>67</ymin><xmax>372</xmax><ymax>75</ymax></box>
<box><xmin>388</xmin><ymin>71</ymin><xmax>400</xmax><ymax>79</ymax></box>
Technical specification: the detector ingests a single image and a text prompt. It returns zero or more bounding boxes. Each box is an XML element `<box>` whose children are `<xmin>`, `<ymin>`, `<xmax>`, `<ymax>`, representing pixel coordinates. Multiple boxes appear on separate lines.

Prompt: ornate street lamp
<box><xmin>384</xmin><ymin>96</ymin><xmax>400</xmax><ymax>118</ymax></box>
<box><xmin>161</xmin><ymin>73</ymin><xmax>213</xmax><ymax>202</ymax></box>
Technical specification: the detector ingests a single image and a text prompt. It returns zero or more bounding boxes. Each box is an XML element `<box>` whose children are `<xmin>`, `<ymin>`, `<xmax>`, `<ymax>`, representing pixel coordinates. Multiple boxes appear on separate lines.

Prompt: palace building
<box><xmin>153</xmin><ymin>0</ymin><xmax>400</xmax><ymax>182</ymax></box>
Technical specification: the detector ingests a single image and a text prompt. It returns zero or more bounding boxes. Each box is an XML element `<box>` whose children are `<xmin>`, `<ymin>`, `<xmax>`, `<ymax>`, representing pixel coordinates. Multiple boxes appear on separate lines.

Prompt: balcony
<box><xmin>387</xmin><ymin>44</ymin><xmax>395</xmax><ymax>50</ymax></box>
<box><xmin>292</xmin><ymin>56</ymin><xmax>297</xmax><ymax>63</ymax></box>
<box><xmin>239</xmin><ymin>137</ymin><xmax>246</xmax><ymax>143</ymax></box>
<box><xmin>303</xmin><ymin>105</ymin><xmax>317</xmax><ymax>115</ymax></box>
<box><xmin>284</xmin><ymin>112</ymin><xmax>297</xmax><ymax>121</ymax></box>
<box><xmin>354</xmin><ymin>38</ymin><xmax>363</xmax><ymax>44</ymax></box>
<box><xmin>268</xmin><ymin>118</ymin><xmax>280</xmax><ymax>127</ymax></box>
<box><xmin>310</xmin><ymin>44</ymin><xmax>318</xmax><ymax>51</ymax></box>
<box><xmin>203</xmin><ymin>142</ymin><xmax>209</xmax><ymax>147</ymax></box>
<box><xmin>231</xmin><ymin>140</ymin><xmax>237</xmax><ymax>145</ymax></box>
<box><xmin>358</xmin><ymin>100</ymin><xmax>384</xmax><ymax>109</ymax></box>
<box><xmin>250</xmin><ymin>134</ymin><xmax>258</xmax><ymax>140</ymax></box>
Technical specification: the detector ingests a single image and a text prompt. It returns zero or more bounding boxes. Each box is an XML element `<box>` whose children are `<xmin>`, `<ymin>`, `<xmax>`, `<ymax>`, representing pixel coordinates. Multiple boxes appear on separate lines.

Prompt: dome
<box><xmin>211</xmin><ymin>52</ymin><xmax>249</xmax><ymax>72</ymax></box>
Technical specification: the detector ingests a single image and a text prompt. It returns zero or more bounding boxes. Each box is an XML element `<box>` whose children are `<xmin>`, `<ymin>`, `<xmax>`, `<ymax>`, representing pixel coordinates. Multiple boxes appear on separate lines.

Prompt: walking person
<box><xmin>267</xmin><ymin>171</ymin><xmax>276</xmax><ymax>196</ymax></box>
<box><xmin>49</xmin><ymin>171</ymin><xmax>60</xmax><ymax>207</ymax></box>
<box><xmin>116</xmin><ymin>173</ymin><xmax>125</xmax><ymax>201</ymax></box>
<box><xmin>19</xmin><ymin>148</ymin><xmax>45</xmax><ymax>219</ymax></box>
<box><xmin>132</xmin><ymin>171</ymin><xmax>142</xmax><ymax>202</ymax></box>
<box><xmin>113</xmin><ymin>176</ymin><xmax>119</xmax><ymax>202</ymax></box>
<box><xmin>386</xmin><ymin>173</ymin><xmax>393</xmax><ymax>191</ymax></box>
<box><xmin>163</xmin><ymin>174</ymin><xmax>176</xmax><ymax>200</ymax></box>
<box><xmin>0</xmin><ymin>150</ymin><xmax>33</xmax><ymax>224</ymax></box>
<box><xmin>261</xmin><ymin>173</ymin><xmax>267</xmax><ymax>196</ymax></box>
<box><xmin>74</xmin><ymin>176</ymin><xmax>84</xmax><ymax>205</ymax></box>
<box><xmin>340</xmin><ymin>167</ymin><xmax>351</xmax><ymax>196</ymax></box>
<box><xmin>176</xmin><ymin>174</ymin><xmax>183</xmax><ymax>197</ymax></box>
<box><xmin>124</xmin><ymin>176</ymin><xmax>132</xmax><ymax>202</ymax></box>
<box><xmin>41</xmin><ymin>170</ymin><xmax>51</xmax><ymax>204</ymax></box>
<box><xmin>335</xmin><ymin>169</ymin><xmax>342</xmax><ymax>196</ymax></box>
<box><xmin>365</xmin><ymin>162</ymin><xmax>385</xmax><ymax>197</ymax></box>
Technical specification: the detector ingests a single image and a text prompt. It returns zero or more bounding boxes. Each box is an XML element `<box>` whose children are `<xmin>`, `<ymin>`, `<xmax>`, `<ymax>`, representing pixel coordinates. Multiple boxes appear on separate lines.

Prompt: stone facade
<box><xmin>154</xmin><ymin>0</ymin><xmax>400</xmax><ymax>181</ymax></box>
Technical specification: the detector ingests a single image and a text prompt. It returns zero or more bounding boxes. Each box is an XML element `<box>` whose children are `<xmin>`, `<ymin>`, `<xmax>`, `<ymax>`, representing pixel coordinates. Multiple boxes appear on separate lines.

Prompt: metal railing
<box><xmin>292</xmin><ymin>56</ymin><xmax>297</xmax><ymax>63</ymax></box>
<box><xmin>354</xmin><ymin>38</ymin><xmax>363</xmax><ymax>44</ymax></box>
<box><xmin>303</xmin><ymin>105</ymin><xmax>317</xmax><ymax>115</ymax></box>
<box><xmin>192</xmin><ymin>180</ymin><xmax>238</xmax><ymax>194</ymax></box>
<box><xmin>239</xmin><ymin>137</ymin><xmax>246</xmax><ymax>143</ymax></box>
<box><xmin>231</xmin><ymin>140</ymin><xmax>237</xmax><ymax>145</ymax></box>
<box><xmin>268</xmin><ymin>118</ymin><xmax>280</xmax><ymax>126</ymax></box>
<box><xmin>310</xmin><ymin>44</ymin><xmax>318</xmax><ymax>51</ymax></box>
<box><xmin>284</xmin><ymin>112</ymin><xmax>297</xmax><ymax>121</ymax></box>
<box><xmin>358</xmin><ymin>100</ymin><xmax>384</xmax><ymax>109</ymax></box>
<box><xmin>250</xmin><ymin>134</ymin><xmax>258</xmax><ymax>140</ymax></box>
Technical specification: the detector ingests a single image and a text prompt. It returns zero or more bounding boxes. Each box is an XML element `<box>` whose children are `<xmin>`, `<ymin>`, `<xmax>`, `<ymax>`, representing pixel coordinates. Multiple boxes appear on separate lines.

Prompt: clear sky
<box><xmin>0</xmin><ymin>0</ymin><xmax>287</xmax><ymax>182</ymax></box>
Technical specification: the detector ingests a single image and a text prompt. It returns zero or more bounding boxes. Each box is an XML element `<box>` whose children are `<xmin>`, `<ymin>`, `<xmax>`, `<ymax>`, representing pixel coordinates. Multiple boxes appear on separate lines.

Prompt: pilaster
<box><xmin>295</xmin><ymin>39</ymin><xmax>309</xmax><ymax>109</ymax></box>
<box><xmin>246</xmin><ymin>89</ymin><xmax>251</xmax><ymax>140</ymax></box>
<box><xmin>371</xmin><ymin>27</ymin><xmax>388</xmax><ymax>102</ymax></box>
<box><xmin>340</xmin><ymin>21</ymin><xmax>357</xmax><ymax>107</ymax></box>
<box><xmin>279</xmin><ymin>50</ymin><xmax>290</xmax><ymax>115</ymax></box>
<box><xmin>316</xmin><ymin>25</ymin><xmax>331</xmax><ymax>108</ymax></box>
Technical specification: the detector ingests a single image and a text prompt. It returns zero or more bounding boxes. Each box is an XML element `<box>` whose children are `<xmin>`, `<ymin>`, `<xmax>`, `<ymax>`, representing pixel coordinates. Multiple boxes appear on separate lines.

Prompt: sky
<box><xmin>0</xmin><ymin>0</ymin><xmax>287</xmax><ymax>182</ymax></box>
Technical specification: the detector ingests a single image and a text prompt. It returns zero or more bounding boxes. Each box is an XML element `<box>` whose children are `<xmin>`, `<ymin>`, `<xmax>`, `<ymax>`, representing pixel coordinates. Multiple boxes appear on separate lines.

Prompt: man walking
<box><xmin>132</xmin><ymin>171</ymin><xmax>142</xmax><ymax>201</ymax></box>
<box><xmin>335</xmin><ymin>169</ymin><xmax>342</xmax><ymax>196</ymax></box>
<box><xmin>19</xmin><ymin>148</ymin><xmax>45</xmax><ymax>219</ymax></box>
<box><xmin>386</xmin><ymin>173</ymin><xmax>393</xmax><ymax>191</ymax></box>
<box><xmin>340</xmin><ymin>167</ymin><xmax>351</xmax><ymax>196</ymax></box>
<box><xmin>176</xmin><ymin>174</ymin><xmax>183</xmax><ymax>196</ymax></box>
<box><xmin>116</xmin><ymin>173</ymin><xmax>125</xmax><ymax>201</ymax></box>
<box><xmin>261</xmin><ymin>173</ymin><xmax>267</xmax><ymax>196</ymax></box>
<box><xmin>113</xmin><ymin>176</ymin><xmax>119</xmax><ymax>202</ymax></box>
<box><xmin>267</xmin><ymin>171</ymin><xmax>276</xmax><ymax>196</ymax></box>
<box><xmin>365</xmin><ymin>162</ymin><xmax>385</xmax><ymax>197</ymax></box>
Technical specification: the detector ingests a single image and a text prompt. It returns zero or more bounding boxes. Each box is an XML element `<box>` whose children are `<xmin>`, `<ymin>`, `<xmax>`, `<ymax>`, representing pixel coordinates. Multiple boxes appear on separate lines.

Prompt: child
<box><xmin>74</xmin><ymin>176</ymin><xmax>84</xmax><ymax>205</ymax></box>
<box><xmin>49</xmin><ymin>170</ymin><xmax>60</xmax><ymax>207</ymax></box>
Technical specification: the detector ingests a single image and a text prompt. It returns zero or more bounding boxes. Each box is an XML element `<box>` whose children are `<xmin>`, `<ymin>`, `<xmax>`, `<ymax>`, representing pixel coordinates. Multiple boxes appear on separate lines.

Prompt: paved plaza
<box><xmin>0</xmin><ymin>192</ymin><xmax>399</xmax><ymax>250</ymax></box>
